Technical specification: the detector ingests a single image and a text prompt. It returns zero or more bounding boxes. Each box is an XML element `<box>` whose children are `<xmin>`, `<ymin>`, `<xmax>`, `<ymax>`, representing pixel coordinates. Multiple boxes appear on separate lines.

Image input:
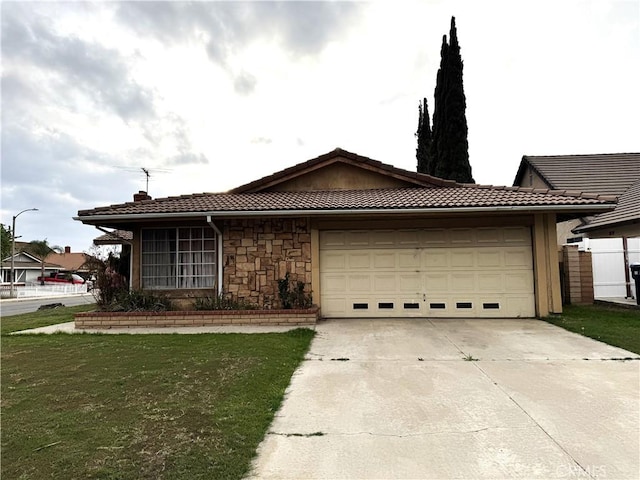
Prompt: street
<box><xmin>0</xmin><ymin>294</ymin><xmax>96</xmax><ymax>317</ymax></box>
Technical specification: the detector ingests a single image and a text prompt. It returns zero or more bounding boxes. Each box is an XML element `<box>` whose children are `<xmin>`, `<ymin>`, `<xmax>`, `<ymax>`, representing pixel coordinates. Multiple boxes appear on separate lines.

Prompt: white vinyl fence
<box><xmin>579</xmin><ymin>237</ymin><xmax>640</xmax><ymax>298</ymax></box>
<box><xmin>0</xmin><ymin>283</ymin><xmax>89</xmax><ymax>299</ymax></box>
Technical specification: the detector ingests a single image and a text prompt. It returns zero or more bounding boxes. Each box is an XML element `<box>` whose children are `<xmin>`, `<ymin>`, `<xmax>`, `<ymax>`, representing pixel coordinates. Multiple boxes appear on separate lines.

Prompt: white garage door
<box><xmin>320</xmin><ymin>227</ymin><xmax>535</xmax><ymax>318</ymax></box>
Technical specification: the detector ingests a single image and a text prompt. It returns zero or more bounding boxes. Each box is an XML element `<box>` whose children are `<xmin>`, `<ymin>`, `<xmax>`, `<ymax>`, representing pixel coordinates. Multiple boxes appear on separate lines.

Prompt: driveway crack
<box><xmin>471</xmin><ymin>362</ymin><xmax>597</xmax><ymax>480</ymax></box>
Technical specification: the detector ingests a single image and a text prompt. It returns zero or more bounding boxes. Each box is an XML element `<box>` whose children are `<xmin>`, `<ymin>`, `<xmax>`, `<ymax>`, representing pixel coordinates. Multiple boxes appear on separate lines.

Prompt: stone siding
<box><xmin>223</xmin><ymin>218</ymin><xmax>312</xmax><ymax>308</ymax></box>
<box><xmin>75</xmin><ymin>308</ymin><xmax>318</xmax><ymax>329</ymax></box>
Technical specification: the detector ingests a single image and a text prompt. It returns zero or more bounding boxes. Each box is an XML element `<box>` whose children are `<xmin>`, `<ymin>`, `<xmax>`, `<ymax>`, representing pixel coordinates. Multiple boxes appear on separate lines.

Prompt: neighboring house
<box><xmin>75</xmin><ymin>148</ymin><xmax>615</xmax><ymax>318</ymax></box>
<box><xmin>1</xmin><ymin>251</ymin><xmax>62</xmax><ymax>283</ymax></box>
<box><xmin>513</xmin><ymin>153</ymin><xmax>640</xmax><ymax>298</ymax></box>
<box><xmin>44</xmin><ymin>246</ymin><xmax>93</xmax><ymax>276</ymax></box>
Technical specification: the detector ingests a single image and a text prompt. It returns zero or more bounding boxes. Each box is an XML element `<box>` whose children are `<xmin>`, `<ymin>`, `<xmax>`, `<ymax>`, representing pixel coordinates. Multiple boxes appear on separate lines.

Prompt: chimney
<box><xmin>133</xmin><ymin>191</ymin><xmax>152</xmax><ymax>202</ymax></box>
<box><xmin>64</xmin><ymin>246</ymin><xmax>71</xmax><ymax>254</ymax></box>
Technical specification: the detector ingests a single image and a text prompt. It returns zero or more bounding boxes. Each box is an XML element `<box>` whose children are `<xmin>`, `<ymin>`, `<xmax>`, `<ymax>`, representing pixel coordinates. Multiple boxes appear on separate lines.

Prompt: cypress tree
<box><xmin>424</xmin><ymin>17</ymin><xmax>474</xmax><ymax>183</ymax></box>
<box><xmin>429</xmin><ymin>34</ymin><xmax>448</xmax><ymax>177</ymax></box>
<box><xmin>416</xmin><ymin>98</ymin><xmax>432</xmax><ymax>174</ymax></box>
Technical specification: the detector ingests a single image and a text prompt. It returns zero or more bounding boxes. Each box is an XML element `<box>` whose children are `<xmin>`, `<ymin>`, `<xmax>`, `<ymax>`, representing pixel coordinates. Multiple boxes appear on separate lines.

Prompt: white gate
<box><xmin>580</xmin><ymin>237</ymin><xmax>640</xmax><ymax>298</ymax></box>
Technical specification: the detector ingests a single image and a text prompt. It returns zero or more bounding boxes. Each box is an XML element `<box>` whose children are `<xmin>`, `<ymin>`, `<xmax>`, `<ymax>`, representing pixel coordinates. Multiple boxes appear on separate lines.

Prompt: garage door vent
<box><xmin>353</xmin><ymin>303</ymin><xmax>368</xmax><ymax>310</ymax></box>
<box><xmin>403</xmin><ymin>303</ymin><xmax>420</xmax><ymax>309</ymax></box>
<box><xmin>456</xmin><ymin>302</ymin><xmax>473</xmax><ymax>309</ymax></box>
<box><xmin>378</xmin><ymin>302</ymin><xmax>394</xmax><ymax>309</ymax></box>
<box><xmin>483</xmin><ymin>303</ymin><xmax>500</xmax><ymax>309</ymax></box>
<box><xmin>429</xmin><ymin>303</ymin><xmax>446</xmax><ymax>309</ymax></box>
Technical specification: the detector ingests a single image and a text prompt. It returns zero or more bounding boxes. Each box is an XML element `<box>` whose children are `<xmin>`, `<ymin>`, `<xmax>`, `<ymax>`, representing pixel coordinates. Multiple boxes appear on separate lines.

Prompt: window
<box><xmin>142</xmin><ymin>227</ymin><xmax>216</xmax><ymax>289</ymax></box>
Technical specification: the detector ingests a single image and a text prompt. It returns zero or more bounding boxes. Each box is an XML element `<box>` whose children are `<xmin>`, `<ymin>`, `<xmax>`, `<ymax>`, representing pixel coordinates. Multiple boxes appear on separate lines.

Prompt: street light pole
<box><xmin>9</xmin><ymin>208</ymin><xmax>38</xmax><ymax>298</ymax></box>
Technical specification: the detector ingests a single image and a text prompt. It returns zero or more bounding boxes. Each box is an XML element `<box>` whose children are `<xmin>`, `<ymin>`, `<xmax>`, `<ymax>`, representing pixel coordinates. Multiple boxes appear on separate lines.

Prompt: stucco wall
<box><xmin>268</xmin><ymin>162</ymin><xmax>415</xmax><ymax>192</ymax></box>
<box><xmin>223</xmin><ymin>218</ymin><xmax>312</xmax><ymax>308</ymax></box>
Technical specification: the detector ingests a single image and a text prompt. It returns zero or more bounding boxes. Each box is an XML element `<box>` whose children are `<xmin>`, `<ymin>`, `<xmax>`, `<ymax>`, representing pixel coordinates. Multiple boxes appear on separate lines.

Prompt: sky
<box><xmin>1</xmin><ymin>0</ymin><xmax>639</xmax><ymax>254</ymax></box>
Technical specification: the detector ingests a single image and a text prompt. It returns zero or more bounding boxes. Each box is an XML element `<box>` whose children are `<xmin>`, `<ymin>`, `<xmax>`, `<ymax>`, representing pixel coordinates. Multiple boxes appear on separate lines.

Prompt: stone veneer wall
<box><xmin>223</xmin><ymin>218</ymin><xmax>312</xmax><ymax>308</ymax></box>
<box><xmin>75</xmin><ymin>308</ymin><xmax>318</xmax><ymax>329</ymax></box>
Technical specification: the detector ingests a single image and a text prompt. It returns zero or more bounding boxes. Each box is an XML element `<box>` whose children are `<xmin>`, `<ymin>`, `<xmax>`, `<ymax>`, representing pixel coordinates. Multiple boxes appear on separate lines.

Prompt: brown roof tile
<box><xmin>574</xmin><ymin>178</ymin><xmax>640</xmax><ymax>233</ymax></box>
<box><xmin>514</xmin><ymin>153</ymin><xmax>640</xmax><ymax>196</ymax></box>
<box><xmin>76</xmin><ymin>186</ymin><xmax>615</xmax><ymax>220</ymax></box>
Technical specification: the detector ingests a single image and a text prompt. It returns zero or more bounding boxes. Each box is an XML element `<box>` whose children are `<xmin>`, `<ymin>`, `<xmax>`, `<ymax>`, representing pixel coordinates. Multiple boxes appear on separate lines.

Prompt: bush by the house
<box><xmin>277</xmin><ymin>272</ymin><xmax>313</xmax><ymax>309</ymax></box>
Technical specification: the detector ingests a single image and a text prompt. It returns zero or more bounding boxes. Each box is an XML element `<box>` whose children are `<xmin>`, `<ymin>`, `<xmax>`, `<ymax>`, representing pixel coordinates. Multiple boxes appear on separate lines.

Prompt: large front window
<box><xmin>142</xmin><ymin>227</ymin><xmax>216</xmax><ymax>289</ymax></box>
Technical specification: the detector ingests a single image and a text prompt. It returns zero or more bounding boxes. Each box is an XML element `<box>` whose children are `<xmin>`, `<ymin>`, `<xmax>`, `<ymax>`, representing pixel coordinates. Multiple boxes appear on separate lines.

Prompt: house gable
<box><xmin>266</xmin><ymin>162</ymin><xmax>422</xmax><ymax>192</ymax></box>
<box><xmin>230</xmin><ymin>148</ymin><xmax>454</xmax><ymax>193</ymax></box>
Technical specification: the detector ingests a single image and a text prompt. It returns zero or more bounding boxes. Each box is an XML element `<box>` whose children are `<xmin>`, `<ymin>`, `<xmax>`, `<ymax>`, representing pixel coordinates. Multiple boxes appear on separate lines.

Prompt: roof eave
<box><xmin>74</xmin><ymin>203</ymin><xmax>615</xmax><ymax>224</ymax></box>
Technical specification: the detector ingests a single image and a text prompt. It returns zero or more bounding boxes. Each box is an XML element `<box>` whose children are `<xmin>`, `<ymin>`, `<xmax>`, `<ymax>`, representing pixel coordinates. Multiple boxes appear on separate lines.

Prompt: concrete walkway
<box><xmin>247</xmin><ymin>319</ymin><xmax>640</xmax><ymax>479</ymax></box>
<box><xmin>10</xmin><ymin>321</ymin><xmax>309</xmax><ymax>335</ymax></box>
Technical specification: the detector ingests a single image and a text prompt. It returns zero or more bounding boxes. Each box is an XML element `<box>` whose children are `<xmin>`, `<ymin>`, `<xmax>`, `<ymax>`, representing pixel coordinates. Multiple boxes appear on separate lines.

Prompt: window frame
<box><xmin>140</xmin><ymin>226</ymin><xmax>217</xmax><ymax>290</ymax></box>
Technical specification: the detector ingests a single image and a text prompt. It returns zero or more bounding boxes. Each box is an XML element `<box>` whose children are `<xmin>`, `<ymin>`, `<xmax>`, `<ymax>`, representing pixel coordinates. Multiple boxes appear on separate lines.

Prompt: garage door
<box><xmin>319</xmin><ymin>227</ymin><xmax>535</xmax><ymax>318</ymax></box>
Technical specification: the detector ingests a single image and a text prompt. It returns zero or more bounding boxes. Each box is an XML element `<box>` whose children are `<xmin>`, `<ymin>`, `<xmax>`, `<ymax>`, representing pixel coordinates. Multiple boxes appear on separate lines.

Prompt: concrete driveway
<box><xmin>247</xmin><ymin>319</ymin><xmax>639</xmax><ymax>479</ymax></box>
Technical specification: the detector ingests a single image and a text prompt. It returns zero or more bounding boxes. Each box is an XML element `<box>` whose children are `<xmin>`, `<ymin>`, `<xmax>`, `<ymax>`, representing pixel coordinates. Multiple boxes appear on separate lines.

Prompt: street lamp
<box><xmin>10</xmin><ymin>208</ymin><xmax>38</xmax><ymax>298</ymax></box>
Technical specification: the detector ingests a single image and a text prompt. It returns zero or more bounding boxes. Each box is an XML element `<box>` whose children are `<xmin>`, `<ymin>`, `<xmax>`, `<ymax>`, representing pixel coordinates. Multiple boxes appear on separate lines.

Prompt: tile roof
<box><xmin>93</xmin><ymin>230</ymin><xmax>133</xmax><ymax>245</ymax></box>
<box><xmin>574</xmin><ymin>178</ymin><xmax>640</xmax><ymax>233</ymax></box>
<box><xmin>514</xmin><ymin>153</ymin><xmax>640</xmax><ymax>196</ymax></box>
<box><xmin>44</xmin><ymin>252</ymin><xmax>90</xmax><ymax>271</ymax></box>
<box><xmin>77</xmin><ymin>186</ymin><xmax>616</xmax><ymax>220</ymax></box>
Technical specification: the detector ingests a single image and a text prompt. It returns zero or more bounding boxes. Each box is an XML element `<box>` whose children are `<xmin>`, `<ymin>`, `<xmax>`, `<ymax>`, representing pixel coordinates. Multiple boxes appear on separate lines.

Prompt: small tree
<box><xmin>27</xmin><ymin>240</ymin><xmax>62</xmax><ymax>284</ymax></box>
<box><xmin>1</xmin><ymin>224</ymin><xmax>11</xmax><ymax>261</ymax></box>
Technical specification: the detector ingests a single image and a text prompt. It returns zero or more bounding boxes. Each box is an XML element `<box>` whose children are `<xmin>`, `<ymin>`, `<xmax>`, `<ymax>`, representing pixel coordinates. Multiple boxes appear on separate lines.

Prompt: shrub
<box><xmin>100</xmin><ymin>290</ymin><xmax>173</xmax><ymax>312</ymax></box>
<box><xmin>277</xmin><ymin>272</ymin><xmax>313</xmax><ymax>309</ymax></box>
<box><xmin>193</xmin><ymin>293</ymin><xmax>258</xmax><ymax>311</ymax></box>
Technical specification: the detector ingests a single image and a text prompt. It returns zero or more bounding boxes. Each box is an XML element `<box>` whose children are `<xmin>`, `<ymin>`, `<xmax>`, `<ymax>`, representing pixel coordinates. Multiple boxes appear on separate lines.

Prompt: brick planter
<box><xmin>75</xmin><ymin>307</ymin><xmax>319</xmax><ymax>329</ymax></box>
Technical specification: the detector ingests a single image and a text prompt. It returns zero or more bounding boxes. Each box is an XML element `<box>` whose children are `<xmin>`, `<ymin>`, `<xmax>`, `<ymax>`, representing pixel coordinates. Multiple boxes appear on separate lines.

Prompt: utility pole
<box><xmin>10</xmin><ymin>208</ymin><xmax>38</xmax><ymax>298</ymax></box>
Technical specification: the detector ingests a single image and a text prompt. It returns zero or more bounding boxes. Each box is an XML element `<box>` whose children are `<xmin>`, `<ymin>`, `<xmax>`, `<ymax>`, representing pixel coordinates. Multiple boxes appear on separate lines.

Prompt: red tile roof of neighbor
<box><xmin>44</xmin><ymin>252</ymin><xmax>90</xmax><ymax>271</ymax></box>
<box><xmin>76</xmin><ymin>149</ymin><xmax>617</xmax><ymax>222</ymax></box>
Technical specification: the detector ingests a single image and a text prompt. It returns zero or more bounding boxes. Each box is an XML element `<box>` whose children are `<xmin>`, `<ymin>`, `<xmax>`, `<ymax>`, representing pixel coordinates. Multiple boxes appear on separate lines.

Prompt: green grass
<box><xmin>1</xmin><ymin>307</ymin><xmax>315</xmax><ymax>479</ymax></box>
<box><xmin>545</xmin><ymin>304</ymin><xmax>640</xmax><ymax>354</ymax></box>
<box><xmin>1</xmin><ymin>304</ymin><xmax>96</xmax><ymax>335</ymax></box>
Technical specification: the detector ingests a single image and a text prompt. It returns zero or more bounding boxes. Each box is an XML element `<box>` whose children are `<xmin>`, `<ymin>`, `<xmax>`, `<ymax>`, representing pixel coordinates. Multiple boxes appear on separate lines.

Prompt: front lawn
<box><xmin>545</xmin><ymin>303</ymin><xmax>640</xmax><ymax>354</ymax></box>
<box><xmin>1</xmin><ymin>307</ymin><xmax>315</xmax><ymax>479</ymax></box>
<box><xmin>1</xmin><ymin>304</ymin><xmax>95</xmax><ymax>335</ymax></box>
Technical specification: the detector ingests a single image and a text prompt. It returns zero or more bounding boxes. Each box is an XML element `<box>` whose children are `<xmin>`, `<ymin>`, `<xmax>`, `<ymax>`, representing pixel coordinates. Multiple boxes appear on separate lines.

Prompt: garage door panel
<box><xmin>477</xmin><ymin>273</ymin><xmax>504</xmax><ymax>291</ymax></box>
<box><xmin>450</xmin><ymin>250</ymin><xmax>475</xmax><ymax>267</ymax></box>
<box><xmin>422</xmin><ymin>229</ymin><xmax>448</xmax><ymax>245</ymax></box>
<box><xmin>423</xmin><ymin>250</ymin><xmax>448</xmax><ymax>268</ymax></box>
<box><xmin>320</xmin><ymin>228</ymin><xmax>534</xmax><ymax>318</ymax></box>
<box><xmin>373</xmin><ymin>252</ymin><xmax>396</xmax><ymax>268</ymax></box>
<box><xmin>374</xmin><ymin>275</ymin><xmax>397</xmax><ymax>292</ymax></box>
<box><xmin>398</xmin><ymin>251</ymin><xmax>420</xmax><ymax>268</ymax></box>
<box><xmin>504</xmin><ymin>273</ymin><xmax>534</xmax><ymax>292</ymax></box>
<box><xmin>424</xmin><ymin>273</ymin><xmax>449</xmax><ymax>292</ymax></box>
<box><xmin>477</xmin><ymin>250</ymin><xmax>502</xmax><ymax>267</ymax></box>
<box><xmin>322</xmin><ymin>231</ymin><xmax>347</xmax><ymax>248</ymax></box>
<box><xmin>348</xmin><ymin>252</ymin><xmax>370</xmax><ymax>269</ymax></box>
<box><xmin>322</xmin><ymin>274</ymin><xmax>346</xmax><ymax>292</ymax></box>
<box><xmin>504</xmin><ymin>226</ymin><xmax>531</xmax><ymax>244</ymax></box>
<box><xmin>322</xmin><ymin>252</ymin><xmax>346</xmax><ymax>270</ymax></box>
<box><xmin>397</xmin><ymin>230</ymin><xmax>420</xmax><ymax>246</ymax></box>
<box><xmin>450</xmin><ymin>228</ymin><xmax>475</xmax><ymax>245</ymax></box>
<box><xmin>449</xmin><ymin>273</ymin><xmax>476</xmax><ymax>292</ymax></box>
<box><xmin>505</xmin><ymin>249</ymin><xmax>533</xmax><ymax>267</ymax></box>
<box><xmin>346</xmin><ymin>231</ymin><xmax>371</xmax><ymax>247</ymax></box>
<box><xmin>398</xmin><ymin>274</ymin><xmax>421</xmax><ymax>292</ymax></box>
<box><xmin>348</xmin><ymin>275</ymin><xmax>371</xmax><ymax>291</ymax></box>
<box><xmin>476</xmin><ymin>227</ymin><xmax>502</xmax><ymax>244</ymax></box>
